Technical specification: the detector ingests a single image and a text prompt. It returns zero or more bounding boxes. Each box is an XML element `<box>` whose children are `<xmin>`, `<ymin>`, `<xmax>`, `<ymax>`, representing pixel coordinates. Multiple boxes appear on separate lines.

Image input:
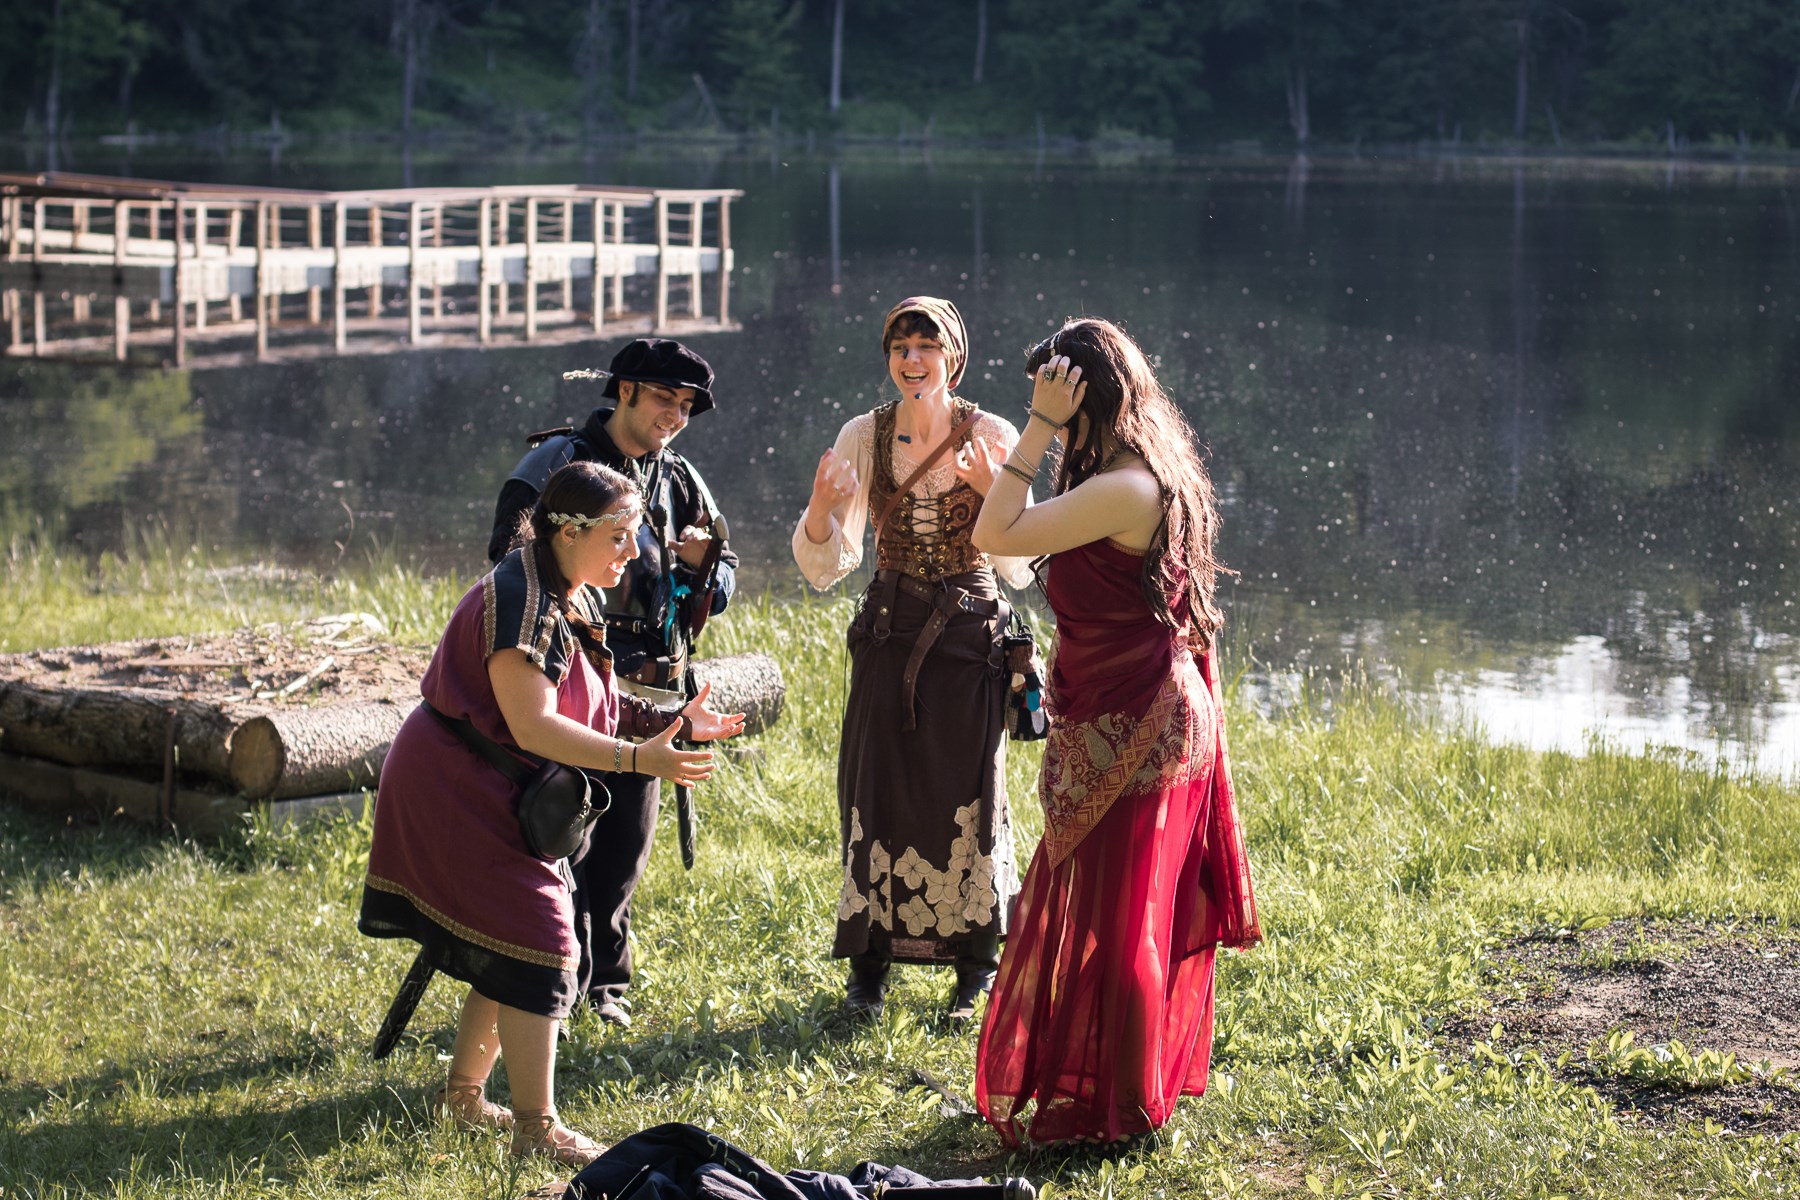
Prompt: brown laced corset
<box><xmin>870</xmin><ymin>399</ymin><xmax>991</xmax><ymax>582</ymax></box>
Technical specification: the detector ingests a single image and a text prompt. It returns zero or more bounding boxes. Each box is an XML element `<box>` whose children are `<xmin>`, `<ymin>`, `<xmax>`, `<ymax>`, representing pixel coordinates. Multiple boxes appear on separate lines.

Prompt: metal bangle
<box><xmin>1028</xmin><ymin>408</ymin><xmax>1070</xmax><ymax>431</ymax></box>
<box><xmin>1001</xmin><ymin>459</ymin><xmax>1037</xmax><ymax>485</ymax></box>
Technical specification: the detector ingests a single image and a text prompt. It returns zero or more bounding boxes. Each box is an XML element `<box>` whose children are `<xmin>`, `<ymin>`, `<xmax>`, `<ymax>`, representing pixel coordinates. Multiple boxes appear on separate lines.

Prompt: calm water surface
<box><xmin>5</xmin><ymin>149</ymin><xmax>1798</xmax><ymax>775</ymax></box>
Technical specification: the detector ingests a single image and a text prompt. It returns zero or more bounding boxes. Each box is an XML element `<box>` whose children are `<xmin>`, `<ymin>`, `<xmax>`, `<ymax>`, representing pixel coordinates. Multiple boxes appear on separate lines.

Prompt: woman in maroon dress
<box><xmin>359</xmin><ymin>462</ymin><xmax>743</xmax><ymax>1166</ymax></box>
<box><xmin>968</xmin><ymin>318</ymin><xmax>1261</xmax><ymax>1147</ymax></box>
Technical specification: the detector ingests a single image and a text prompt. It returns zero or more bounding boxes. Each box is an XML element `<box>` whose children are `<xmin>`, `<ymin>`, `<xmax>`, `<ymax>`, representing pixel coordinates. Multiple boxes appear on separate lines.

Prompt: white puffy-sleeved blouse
<box><xmin>792</xmin><ymin>407</ymin><xmax>1036</xmax><ymax>591</ymax></box>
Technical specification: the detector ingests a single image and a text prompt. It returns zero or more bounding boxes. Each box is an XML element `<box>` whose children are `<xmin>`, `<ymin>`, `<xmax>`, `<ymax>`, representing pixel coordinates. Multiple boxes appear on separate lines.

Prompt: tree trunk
<box><xmin>1513</xmin><ymin>6</ymin><xmax>1532</xmax><ymax>140</ymax></box>
<box><xmin>973</xmin><ymin>0</ymin><xmax>987</xmax><ymax>85</ymax></box>
<box><xmin>1286</xmin><ymin>60</ymin><xmax>1310</xmax><ymax>147</ymax></box>
<box><xmin>579</xmin><ymin>0</ymin><xmax>607</xmax><ymax>144</ymax></box>
<box><xmin>45</xmin><ymin>0</ymin><xmax>64</xmax><ymax>170</ymax></box>
<box><xmin>626</xmin><ymin>0</ymin><xmax>641</xmax><ymax>101</ymax></box>
<box><xmin>230</xmin><ymin>702</ymin><xmax>409</xmax><ymax>799</ymax></box>
<box><xmin>829</xmin><ymin>0</ymin><xmax>845</xmax><ymax>114</ymax></box>
<box><xmin>0</xmin><ymin>679</ymin><xmax>247</xmax><ymax>784</ymax></box>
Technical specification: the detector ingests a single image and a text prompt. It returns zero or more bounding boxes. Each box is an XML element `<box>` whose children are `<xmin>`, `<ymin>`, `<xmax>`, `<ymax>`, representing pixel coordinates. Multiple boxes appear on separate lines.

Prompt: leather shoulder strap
<box><xmin>874</xmin><ymin>407</ymin><xmax>984</xmax><ymax>540</ymax></box>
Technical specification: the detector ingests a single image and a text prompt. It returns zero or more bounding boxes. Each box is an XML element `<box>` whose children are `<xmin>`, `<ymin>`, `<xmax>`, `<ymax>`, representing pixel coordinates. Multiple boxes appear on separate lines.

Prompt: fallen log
<box><xmin>228</xmin><ymin>700</ymin><xmax>409</xmax><ymax>800</ymax></box>
<box><xmin>0</xmin><ymin>679</ymin><xmax>249</xmax><ymax>785</ymax></box>
<box><xmin>691</xmin><ymin>652</ymin><xmax>785</xmax><ymax>738</ymax></box>
<box><xmin>1</xmin><ymin>637</ymin><xmax>786</xmax><ymax>806</ymax></box>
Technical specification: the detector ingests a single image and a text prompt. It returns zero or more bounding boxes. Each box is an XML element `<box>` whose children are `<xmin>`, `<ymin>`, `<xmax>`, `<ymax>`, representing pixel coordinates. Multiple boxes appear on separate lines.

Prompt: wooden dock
<box><xmin>0</xmin><ymin>172</ymin><xmax>742</xmax><ymax>367</ymax></box>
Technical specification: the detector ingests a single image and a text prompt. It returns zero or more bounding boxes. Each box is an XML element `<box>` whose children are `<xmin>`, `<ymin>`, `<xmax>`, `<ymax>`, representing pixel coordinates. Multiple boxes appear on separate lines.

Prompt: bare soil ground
<box><xmin>1473</xmin><ymin>918</ymin><xmax>1800</xmax><ymax>1133</ymax></box>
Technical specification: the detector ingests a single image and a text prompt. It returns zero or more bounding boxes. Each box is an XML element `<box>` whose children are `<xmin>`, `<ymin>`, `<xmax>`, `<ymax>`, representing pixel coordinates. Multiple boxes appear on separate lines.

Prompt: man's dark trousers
<box><xmin>573</xmin><ymin>769</ymin><xmax>660</xmax><ymax>1007</ymax></box>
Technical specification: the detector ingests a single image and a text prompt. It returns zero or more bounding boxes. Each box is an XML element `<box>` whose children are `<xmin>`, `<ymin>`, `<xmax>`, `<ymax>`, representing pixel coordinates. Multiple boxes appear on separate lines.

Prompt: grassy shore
<box><xmin>2</xmin><ymin>543</ymin><xmax>1798</xmax><ymax>1199</ymax></box>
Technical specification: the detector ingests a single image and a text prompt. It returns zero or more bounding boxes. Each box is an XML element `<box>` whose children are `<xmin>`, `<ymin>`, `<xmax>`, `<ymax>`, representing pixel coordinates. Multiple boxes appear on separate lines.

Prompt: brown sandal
<box><xmin>432</xmin><ymin>1074</ymin><xmax>513</xmax><ymax>1131</ymax></box>
<box><xmin>510</xmin><ymin>1108</ymin><xmax>605</xmax><ymax>1168</ymax></box>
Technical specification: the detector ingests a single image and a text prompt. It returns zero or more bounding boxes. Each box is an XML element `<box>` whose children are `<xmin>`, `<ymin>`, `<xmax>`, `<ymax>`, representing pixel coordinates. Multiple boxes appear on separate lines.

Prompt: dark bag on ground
<box><xmin>424</xmin><ymin>702</ymin><xmax>609</xmax><ymax>860</ymax></box>
<box><xmin>1000</xmin><ymin>609</ymin><xmax>1048</xmax><ymax>742</ymax></box>
<box><xmin>565</xmin><ymin>1121</ymin><xmax>1035</xmax><ymax>1199</ymax></box>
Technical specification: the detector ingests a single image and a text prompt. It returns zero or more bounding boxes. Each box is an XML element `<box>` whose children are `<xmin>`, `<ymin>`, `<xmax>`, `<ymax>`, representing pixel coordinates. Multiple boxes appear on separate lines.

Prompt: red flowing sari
<box><xmin>975</xmin><ymin>538</ymin><xmax>1260</xmax><ymax>1146</ymax></box>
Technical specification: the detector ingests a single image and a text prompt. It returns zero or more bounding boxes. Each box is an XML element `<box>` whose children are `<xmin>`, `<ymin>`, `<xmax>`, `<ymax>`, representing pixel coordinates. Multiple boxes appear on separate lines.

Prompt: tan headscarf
<box><xmin>881</xmin><ymin>295</ymin><xmax>969</xmax><ymax>390</ymax></box>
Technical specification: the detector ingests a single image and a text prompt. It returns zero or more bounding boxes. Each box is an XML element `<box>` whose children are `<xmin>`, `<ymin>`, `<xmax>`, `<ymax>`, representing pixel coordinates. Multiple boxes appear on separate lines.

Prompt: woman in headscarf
<box><xmin>793</xmin><ymin>296</ymin><xmax>1034</xmax><ymax>1024</ymax></box>
<box><xmin>967</xmin><ymin>318</ymin><xmax>1261</xmax><ymax>1146</ymax></box>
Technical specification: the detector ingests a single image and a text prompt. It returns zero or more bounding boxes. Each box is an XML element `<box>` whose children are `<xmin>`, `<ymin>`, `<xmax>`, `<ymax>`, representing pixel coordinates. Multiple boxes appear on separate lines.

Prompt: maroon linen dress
<box><xmin>975</xmin><ymin>538</ymin><xmax>1261</xmax><ymax>1146</ymax></box>
<box><xmin>359</xmin><ymin>544</ymin><xmax>616</xmax><ymax>1019</ymax></box>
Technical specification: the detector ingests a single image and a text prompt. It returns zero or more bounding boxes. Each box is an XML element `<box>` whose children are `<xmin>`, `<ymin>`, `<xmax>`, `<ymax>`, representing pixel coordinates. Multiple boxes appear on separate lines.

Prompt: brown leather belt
<box><xmin>867</xmin><ymin>569</ymin><xmax>1003</xmax><ymax>731</ymax></box>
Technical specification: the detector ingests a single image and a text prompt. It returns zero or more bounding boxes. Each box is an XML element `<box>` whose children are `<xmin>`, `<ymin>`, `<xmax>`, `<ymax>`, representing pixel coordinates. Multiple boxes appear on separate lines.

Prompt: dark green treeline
<box><xmin>7</xmin><ymin>0</ymin><xmax>1800</xmax><ymax>150</ymax></box>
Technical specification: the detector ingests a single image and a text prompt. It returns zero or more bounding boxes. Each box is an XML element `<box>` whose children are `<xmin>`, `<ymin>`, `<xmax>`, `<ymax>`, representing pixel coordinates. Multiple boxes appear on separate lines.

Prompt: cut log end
<box><xmin>227</xmin><ymin>716</ymin><xmax>288</xmax><ymax>799</ymax></box>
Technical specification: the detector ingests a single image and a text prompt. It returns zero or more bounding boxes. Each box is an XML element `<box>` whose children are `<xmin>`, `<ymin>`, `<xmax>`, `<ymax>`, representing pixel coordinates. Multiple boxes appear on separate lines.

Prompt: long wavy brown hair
<box><xmin>1025</xmin><ymin>317</ymin><xmax>1226</xmax><ymax>647</ymax></box>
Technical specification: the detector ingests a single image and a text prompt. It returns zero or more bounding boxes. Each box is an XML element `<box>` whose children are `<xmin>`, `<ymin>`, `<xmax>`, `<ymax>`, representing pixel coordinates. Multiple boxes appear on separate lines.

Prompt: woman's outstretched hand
<box><xmin>1030</xmin><ymin>354</ymin><xmax>1086</xmax><ymax>428</ymax></box>
<box><xmin>953</xmin><ymin>437</ymin><xmax>1005</xmax><ymax>496</ymax></box>
<box><xmin>680</xmin><ymin>680</ymin><xmax>747</xmax><ymax>743</ymax></box>
<box><xmin>803</xmin><ymin>447</ymin><xmax>859</xmax><ymax>543</ymax></box>
<box><xmin>634</xmin><ymin>721</ymin><xmax>716</xmax><ymax>785</ymax></box>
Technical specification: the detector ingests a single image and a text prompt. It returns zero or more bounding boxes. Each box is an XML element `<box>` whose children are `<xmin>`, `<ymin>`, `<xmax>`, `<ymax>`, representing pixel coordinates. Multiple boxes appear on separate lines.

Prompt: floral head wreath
<box><xmin>548</xmin><ymin>507</ymin><xmax>636</xmax><ymax>531</ymax></box>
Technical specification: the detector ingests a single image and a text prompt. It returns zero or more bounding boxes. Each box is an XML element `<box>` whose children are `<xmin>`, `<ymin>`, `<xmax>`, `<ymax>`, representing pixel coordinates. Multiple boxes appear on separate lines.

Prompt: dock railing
<box><xmin>0</xmin><ymin>173</ymin><xmax>741</xmax><ymax>366</ymax></box>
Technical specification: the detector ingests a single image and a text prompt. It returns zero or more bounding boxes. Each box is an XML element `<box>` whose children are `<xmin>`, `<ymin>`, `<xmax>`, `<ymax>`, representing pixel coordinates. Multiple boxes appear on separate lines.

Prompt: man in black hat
<box><xmin>488</xmin><ymin>337</ymin><xmax>737</xmax><ymax>1029</ymax></box>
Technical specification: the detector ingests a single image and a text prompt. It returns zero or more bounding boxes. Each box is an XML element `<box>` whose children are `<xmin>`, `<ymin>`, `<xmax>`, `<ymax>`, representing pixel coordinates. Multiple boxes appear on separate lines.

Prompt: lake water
<box><xmin>5</xmin><ymin>148</ymin><xmax>1797</xmax><ymax>776</ymax></box>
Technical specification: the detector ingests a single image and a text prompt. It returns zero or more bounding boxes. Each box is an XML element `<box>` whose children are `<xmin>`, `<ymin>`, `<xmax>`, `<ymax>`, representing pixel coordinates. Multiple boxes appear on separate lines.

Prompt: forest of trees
<box><xmin>5</xmin><ymin>0</ymin><xmax>1800</xmax><ymax>152</ymax></box>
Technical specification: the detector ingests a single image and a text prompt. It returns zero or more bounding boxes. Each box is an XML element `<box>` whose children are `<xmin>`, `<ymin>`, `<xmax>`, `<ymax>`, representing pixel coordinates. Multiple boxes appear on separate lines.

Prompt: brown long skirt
<box><xmin>833</xmin><ymin>569</ymin><xmax>1019</xmax><ymax>964</ymax></box>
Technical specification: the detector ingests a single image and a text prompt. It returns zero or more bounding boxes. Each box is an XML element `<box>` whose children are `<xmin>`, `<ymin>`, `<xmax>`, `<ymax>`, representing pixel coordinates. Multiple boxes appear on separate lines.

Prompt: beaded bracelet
<box><xmin>1029</xmin><ymin>408</ymin><xmax>1071</xmax><ymax>431</ymax></box>
<box><xmin>613</xmin><ymin>739</ymin><xmax>624</xmax><ymax>773</ymax></box>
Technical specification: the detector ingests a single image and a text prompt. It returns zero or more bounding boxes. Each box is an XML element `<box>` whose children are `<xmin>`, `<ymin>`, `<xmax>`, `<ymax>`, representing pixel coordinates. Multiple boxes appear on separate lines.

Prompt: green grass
<box><xmin>2</xmin><ymin>546</ymin><xmax>1799</xmax><ymax>1198</ymax></box>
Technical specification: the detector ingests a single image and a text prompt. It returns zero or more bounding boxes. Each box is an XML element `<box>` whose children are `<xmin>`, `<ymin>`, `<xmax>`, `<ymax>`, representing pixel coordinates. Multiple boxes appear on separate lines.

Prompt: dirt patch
<box><xmin>1475</xmin><ymin>919</ymin><xmax>1800</xmax><ymax>1133</ymax></box>
<box><xmin>1</xmin><ymin>615</ymin><xmax>430</xmax><ymax>707</ymax></box>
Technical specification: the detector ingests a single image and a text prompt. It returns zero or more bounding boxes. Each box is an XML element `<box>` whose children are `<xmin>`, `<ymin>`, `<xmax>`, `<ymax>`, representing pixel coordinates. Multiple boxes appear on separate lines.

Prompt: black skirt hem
<box><xmin>359</xmin><ymin>886</ymin><xmax>578</xmax><ymax>1019</ymax></box>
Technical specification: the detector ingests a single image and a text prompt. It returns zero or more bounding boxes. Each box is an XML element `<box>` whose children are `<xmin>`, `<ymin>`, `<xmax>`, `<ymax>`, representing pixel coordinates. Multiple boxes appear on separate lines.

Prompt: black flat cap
<box><xmin>599</xmin><ymin>338</ymin><xmax>716</xmax><ymax>414</ymax></box>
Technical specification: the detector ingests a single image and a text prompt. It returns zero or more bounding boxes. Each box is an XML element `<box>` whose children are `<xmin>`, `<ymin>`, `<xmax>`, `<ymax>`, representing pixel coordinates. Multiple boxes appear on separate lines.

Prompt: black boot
<box><xmin>843</xmin><ymin>944</ymin><xmax>891</xmax><ymax>1020</ymax></box>
<box><xmin>947</xmin><ymin>931</ymin><xmax>1000</xmax><ymax>1026</ymax></box>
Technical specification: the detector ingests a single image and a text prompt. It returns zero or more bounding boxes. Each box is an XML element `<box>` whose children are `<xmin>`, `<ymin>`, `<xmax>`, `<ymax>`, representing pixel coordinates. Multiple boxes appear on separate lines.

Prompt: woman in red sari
<box><xmin>968</xmin><ymin>317</ymin><xmax>1261</xmax><ymax>1147</ymax></box>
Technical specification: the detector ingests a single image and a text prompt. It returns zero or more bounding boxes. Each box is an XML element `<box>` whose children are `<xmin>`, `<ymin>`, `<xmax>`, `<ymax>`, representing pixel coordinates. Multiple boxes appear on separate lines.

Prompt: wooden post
<box><xmin>716</xmin><ymin>196</ymin><xmax>732</xmax><ymax>326</ymax></box>
<box><xmin>561</xmin><ymin>200</ymin><xmax>574</xmax><ymax>311</ymax></box>
<box><xmin>113</xmin><ymin>200</ymin><xmax>128</xmax><ymax>265</ymax></box>
<box><xmin>610</xmin><ymin>201</ymin><xmax>625</xmax><ymax>314</ymax></box>
<box><xmin>72</xmin><ymin>201</ymin><xmax>89</xmax><ymax>253</ymax></box>
<box><xmin>524</xmin><ymin>197</ymin><xmax>538</xmax><ymax>340</ymax></box>
<box><xmin>227</xmin><ymin>208</ymin><xmax>243</xmax><ymax>322</ymax></box>
<box><xmin>73</xmin><ymin>294</ymin><xmax>90</xmax><ymax>323</ymax></box>
<box><xmin>430</xmin><ymin>204</ymin><xmax>443</xmax><ymax>319</ymax></box>
<box><xmin>33</xmin><ymin>291</ymin><xmax>45</xmax><ymax>356</ymax></box>
<box><xmin>601</xmin><ymin>197</ymin><xmax>615</xmax><ymax>332</ymax></box>
<box><xmin>495</xmin><ymin>200</ymin><xmax>509</xmax><ymax>320</ymax></box>
<box><xmin>267</xmin><ymin>203</ymin><xmax>281</xmax><ymax>328</ymax></box>
<box><xmin>408</xmin><ymin>201</ymin><xmax>423</xmax><ymax>343</ymax></box>
<box><xmin>114</xmin><ymin>294</ymin><xmax>129</xmax><ymax>361</ymax></box>
<box><xmin>31</xmin><ymin>198</ymin><xmax>43</xmax><ymax>266</ymax></box>
<box><xmin>654</xmin><ymin>194</ymin><xmax>669</xmax><ymax>332</ymax></box>
<box><xmin>368</xmin><ymin>205</ymin><xmax>382</xmax><ymax>318</ymax></box>
<box><xmin>6</xmin><ymin>290</ymin><xmax>20</xmax><ymax>348</ymax></box>
<box><xmin>333</xmin><ymin>202</ymin><xmax>347</xmax><ymax>351</ymax></box>
<box><xmin>172</xmin><ymin>200</ymin><xmax>186</xmax><ymax>367</ymax></box>
<box><xmin>192</xmin><ymin>204</ymin><xmax>207</xmax><ymax>329</ymax></box>
<box><xmin>3</xmin><ymin>197</ymin><xmax>16</xmax><ymax>259</ymax></box>
<box><xmin>478</xmin><ymin>197</ymin><xmax>492</xmax><ymax>344</ymax></box>
<box><xmin>308</xmin><ymin>203</ymin><xmax>323</xmax><ymax>324</ymax></box>
<box><xmin>254</xmin><ymin>200</ymin><xmax>269</xmax><ymax>358</ymax></box>
<box><xmin>688</xmin><ymin>198</ymin><xmax>703</xmax><ymax>317</ymax></box>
